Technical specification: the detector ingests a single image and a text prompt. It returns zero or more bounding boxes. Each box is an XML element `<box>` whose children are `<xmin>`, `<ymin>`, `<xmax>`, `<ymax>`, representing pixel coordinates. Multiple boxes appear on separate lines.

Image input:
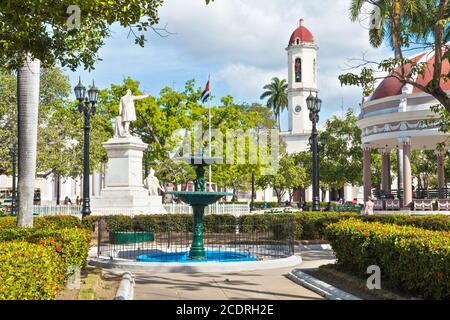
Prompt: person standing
<box><xmin>364</xmin><ymin>196</ymin><xmax>375</xmax><ymax>215</ymax></box>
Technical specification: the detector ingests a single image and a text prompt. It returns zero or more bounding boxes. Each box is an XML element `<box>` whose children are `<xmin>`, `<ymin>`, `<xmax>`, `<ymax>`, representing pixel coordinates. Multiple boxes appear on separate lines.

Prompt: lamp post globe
<box><xmin>75</xmin><ymin>78</ymin><xmax>99</xmax><ymax>218</ymax></box>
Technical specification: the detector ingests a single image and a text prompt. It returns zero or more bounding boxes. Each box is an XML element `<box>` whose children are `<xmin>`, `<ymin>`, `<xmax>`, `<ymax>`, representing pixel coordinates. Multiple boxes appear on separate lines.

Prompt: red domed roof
<box><xmin>289</xmin><ymin>19</ymin><xmax>314</xmax><ymax>45</ymax></box>
<box><xmin>370</xmin><ymin>49</ymin><xmax>450</xmax><ymax>101</ymax></box>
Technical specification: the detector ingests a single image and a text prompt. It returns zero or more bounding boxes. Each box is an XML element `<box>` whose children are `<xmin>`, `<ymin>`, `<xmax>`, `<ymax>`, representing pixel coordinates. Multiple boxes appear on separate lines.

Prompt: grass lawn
<box><xmin>57</xmin><ymin>266</ymin><xmax>121</xmax><ymax>300</ymax></box>
<box><xmin>303</xmin><ymin>264</ymin><xmax>414</xmax><ymax>300</ymax></box>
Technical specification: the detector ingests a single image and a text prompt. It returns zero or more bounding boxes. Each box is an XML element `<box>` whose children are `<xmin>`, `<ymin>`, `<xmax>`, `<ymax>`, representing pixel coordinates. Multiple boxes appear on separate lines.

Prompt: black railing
<box><xmin>373</xmin><ymin>188</ymin><xmax>450</xmax><ymax>200</ymax></box>
<box><xmin>97</xmin><ymin>218</ymin><xmax>295</xmax><ymax>262</ymax></box>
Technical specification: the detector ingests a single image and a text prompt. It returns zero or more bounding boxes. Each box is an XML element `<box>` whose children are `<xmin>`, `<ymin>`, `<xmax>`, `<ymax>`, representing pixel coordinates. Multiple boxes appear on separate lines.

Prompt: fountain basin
<box><xmin>136</xmin><ymin>250</ymin><xmax>257</xmax><ymax>263</ymax></box>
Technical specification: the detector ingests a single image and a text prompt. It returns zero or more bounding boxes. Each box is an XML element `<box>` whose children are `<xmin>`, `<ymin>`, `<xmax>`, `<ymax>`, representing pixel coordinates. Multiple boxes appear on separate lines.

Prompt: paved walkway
<box><xmin>132</xmin><ymin>250</ymin><xmax>336</xmax><ymax>300</ymax></box>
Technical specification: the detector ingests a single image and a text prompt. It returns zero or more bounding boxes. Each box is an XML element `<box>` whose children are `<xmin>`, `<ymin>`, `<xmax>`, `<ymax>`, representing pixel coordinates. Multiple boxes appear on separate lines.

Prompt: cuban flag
<box><xmin>201</xmin><ymin>77</ymin><xmax>211</xmax><ymax>103</ymax></box>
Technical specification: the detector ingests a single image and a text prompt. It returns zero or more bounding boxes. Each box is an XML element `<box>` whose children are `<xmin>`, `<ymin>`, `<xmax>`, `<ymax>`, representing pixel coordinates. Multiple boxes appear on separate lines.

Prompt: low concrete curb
<box><xmin>287</xmin><ymin>269</ymin><xmax>361</xmax><ymax>300</ymax></box>
<box><xmin>297</xmin><ymin>244</ymin><xmax>332</xmax><ymax>251</ymax></box>
<box><xmin>114</xmin><ymin>272</ymin><xmax>135</xmax><ymax>300</ymax></box>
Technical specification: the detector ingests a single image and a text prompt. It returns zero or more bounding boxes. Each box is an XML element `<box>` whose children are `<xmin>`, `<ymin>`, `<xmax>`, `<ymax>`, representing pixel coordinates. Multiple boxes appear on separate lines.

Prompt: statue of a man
<box><xmin>115</xmin><ymin>89</ymin><xmax>148</xmax><ymax>137</ymax></box>
<box><xmin>144</xmin><ymin>168</ymin><xmax>165</xmax><ymax>196</ymax></box>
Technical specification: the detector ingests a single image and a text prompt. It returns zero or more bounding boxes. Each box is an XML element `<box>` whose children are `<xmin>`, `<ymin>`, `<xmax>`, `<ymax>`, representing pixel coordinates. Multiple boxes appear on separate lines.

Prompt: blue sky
<box><xmin>70</xmin><ymin>0</ymin><xmax>391</xmax><ymax>131</ymax></box>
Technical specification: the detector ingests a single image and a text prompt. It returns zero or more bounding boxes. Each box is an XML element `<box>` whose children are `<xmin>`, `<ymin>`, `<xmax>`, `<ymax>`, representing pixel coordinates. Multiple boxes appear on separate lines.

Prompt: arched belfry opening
<box><xmin>295</xmin><ymin>58</ymin><xmax>302</xmax><ymax>83</ymax></box>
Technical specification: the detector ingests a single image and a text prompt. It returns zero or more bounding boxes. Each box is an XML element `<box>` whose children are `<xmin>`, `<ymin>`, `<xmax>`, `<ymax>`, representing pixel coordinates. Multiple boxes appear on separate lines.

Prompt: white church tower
<box><xmin>281</xmin><ymin>19</ymin><xmax>319</xmax><ymax>154</ymax></box>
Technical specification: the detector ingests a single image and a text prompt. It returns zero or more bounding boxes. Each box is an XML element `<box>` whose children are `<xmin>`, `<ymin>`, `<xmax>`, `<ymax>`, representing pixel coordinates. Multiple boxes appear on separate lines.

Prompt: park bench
<box><xmin>437</xmin><ymin>200</ymin><xmax>450</xmax><ymax>211</ymax></box>
<box><xmin>413</xmin><ymin>200</ymin><xmax>434</xmax><ymax>211</ymax></box>
<box><xmin>385</xmin><ymin>199</ymin><xmax>401</xmax><ymax>210</ymax></box>
<box><xmin>373</xmin><ymin>200</ymin><xmax>384</xmax><ymax>211</ymax></box>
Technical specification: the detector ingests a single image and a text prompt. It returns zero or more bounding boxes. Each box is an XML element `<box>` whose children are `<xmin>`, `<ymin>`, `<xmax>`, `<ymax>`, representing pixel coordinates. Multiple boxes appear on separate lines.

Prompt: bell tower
<box><xmin>287</xmin><ymin>19</ymin><xmax>318</xmax><ymax>134</ymax></box>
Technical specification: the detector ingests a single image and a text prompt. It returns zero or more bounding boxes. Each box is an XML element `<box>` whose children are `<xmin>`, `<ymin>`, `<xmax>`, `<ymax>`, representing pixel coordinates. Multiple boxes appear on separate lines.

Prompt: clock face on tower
<box><xmin>295</xmin><ymin>105</ymin><xmax>302</xmax><ymax>113</ymax></box>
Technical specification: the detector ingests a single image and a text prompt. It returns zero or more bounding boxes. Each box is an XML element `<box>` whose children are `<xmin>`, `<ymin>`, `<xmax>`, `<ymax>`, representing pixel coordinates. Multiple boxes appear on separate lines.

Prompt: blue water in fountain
<box><xmin>136</xmin><ymin>250</ymin><xmax>257</xmax><ymax>263</ymax></box>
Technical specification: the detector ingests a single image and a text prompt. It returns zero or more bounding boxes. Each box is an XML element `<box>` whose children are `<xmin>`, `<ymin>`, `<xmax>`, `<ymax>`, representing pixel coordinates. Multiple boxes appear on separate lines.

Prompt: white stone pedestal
<box><xmin>91</xmin><ymin>136</ymin><xmax>167</xmax><ymax>215</ymax></box>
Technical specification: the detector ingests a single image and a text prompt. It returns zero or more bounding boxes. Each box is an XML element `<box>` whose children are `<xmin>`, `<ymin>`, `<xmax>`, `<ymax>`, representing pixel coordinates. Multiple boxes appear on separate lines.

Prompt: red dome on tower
<box><xmin>289</xmin><ymin>19</ymin><xmax>314</xmax><ymax>46</ymax></box>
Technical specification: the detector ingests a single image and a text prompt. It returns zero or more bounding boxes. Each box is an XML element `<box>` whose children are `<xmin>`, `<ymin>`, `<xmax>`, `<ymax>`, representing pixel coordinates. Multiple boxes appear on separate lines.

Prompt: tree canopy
<box><xmin>0</xmin><ymin>67</ymin><xmax>111</xmax><ymax>178</ymax></box>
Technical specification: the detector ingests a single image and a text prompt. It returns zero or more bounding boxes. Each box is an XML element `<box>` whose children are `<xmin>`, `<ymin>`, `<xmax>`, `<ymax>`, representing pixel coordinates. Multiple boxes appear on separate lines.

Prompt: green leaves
<box><xmin>326</xmin><ymin>219</ymin><xmax>450</xmax><ymax>299</ymax></box>
<box><xmin>0</xmin><ymin>1</ymin><xmax>195</xmax><ymax>70</ymax></box>
<box><xmin>0</xmin><ymin>67</ymin><xmax>111</xmax><ymax>178</ymax></box>
<box><xmin>317</xmin><ymin>110</ymin><xmax>363</xmax><ymax>189</ymax></box>
<box><xmin>260</xmin><ymin>77</ymin><xmax>288</xmax><ymax>128</ymax></box>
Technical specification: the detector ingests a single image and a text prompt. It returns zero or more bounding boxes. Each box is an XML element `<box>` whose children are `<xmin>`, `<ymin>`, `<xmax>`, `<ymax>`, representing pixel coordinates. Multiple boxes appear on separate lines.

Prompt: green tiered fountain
<box><xmin>167</xmin><ymin>154</ymin><xmax>232</xmax><ymax>260</ymax></box>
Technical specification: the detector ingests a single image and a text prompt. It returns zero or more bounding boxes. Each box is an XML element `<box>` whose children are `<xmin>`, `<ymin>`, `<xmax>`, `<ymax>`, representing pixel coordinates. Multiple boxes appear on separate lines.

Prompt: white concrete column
<box><xmin>344</xmin><ymin>183</ymin><xmax>353</xmax><ymax>202</ymax></box>
<box><xmin>400</xmin><ymin>137</ymin><xmax>412</xmax><ymax>208</ymax></box>
<box><xmin>363</xmin><ymin>144</ymin><xmax>372</xmax><ymax>201</ymax></box>
<box><xmin>380</xmin><ymin>148</ymin><xmax>391</xmax><ymax>195</ymax></box>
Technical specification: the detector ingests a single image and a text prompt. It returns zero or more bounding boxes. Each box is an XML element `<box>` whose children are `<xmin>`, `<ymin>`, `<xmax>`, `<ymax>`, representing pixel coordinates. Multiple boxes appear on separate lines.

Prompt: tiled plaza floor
<box><xmin>132</xmin><ymin>250</ymin><xmax>335</xmax><ymax>300</ymax></box>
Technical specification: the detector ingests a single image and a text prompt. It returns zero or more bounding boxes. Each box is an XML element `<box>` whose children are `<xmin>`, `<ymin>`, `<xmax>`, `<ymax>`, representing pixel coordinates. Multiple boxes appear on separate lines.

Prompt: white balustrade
<box><xmin>32</xmin><ymin>202</ymin><xmax>251</xmax><ymax>218</ymax></box>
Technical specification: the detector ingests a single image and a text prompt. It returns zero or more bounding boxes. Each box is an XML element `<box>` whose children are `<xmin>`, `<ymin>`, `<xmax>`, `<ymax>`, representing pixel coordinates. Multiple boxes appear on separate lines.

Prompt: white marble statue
<box><xmin>144</xmin><ymin>168</ymin><xmax>165</xmax><ymax>196</ymax></box>
<box><xmin>114</xmin><ymin>89</ymin><xmax>148</xmax><ymax>137</ymax></box>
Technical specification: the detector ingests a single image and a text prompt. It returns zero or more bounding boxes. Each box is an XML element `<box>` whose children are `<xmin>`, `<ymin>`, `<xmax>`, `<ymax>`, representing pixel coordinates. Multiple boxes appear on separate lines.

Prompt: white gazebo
<box><xmin>357</xmin><ymin>48</ymin><xmax>450</xmax><ymax>212</ymax></box>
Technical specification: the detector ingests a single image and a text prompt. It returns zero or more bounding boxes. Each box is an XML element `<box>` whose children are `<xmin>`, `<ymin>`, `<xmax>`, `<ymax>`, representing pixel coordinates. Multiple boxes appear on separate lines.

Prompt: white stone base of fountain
<box><xmin>88</xmin><ymin>246</ymin><xmax>302</xmax><ymax>273</ymax></box>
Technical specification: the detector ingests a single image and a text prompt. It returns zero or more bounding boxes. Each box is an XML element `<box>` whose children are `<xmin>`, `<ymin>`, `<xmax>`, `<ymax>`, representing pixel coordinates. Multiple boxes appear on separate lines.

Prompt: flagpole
<box><xmin>208</xmin><ymin>74</ymin><xmax>212</xmax><ymax>192</ymax></box>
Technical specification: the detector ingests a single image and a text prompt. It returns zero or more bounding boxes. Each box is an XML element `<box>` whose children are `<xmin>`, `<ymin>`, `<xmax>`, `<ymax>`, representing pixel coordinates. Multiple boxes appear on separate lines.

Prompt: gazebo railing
<box><xmin>373</xmin><ymin>188</ymin><xmax>450</xmax><ymax>200</ymax></box>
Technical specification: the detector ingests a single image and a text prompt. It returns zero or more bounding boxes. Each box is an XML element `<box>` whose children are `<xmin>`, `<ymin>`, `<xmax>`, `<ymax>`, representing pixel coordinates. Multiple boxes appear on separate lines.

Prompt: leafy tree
<box><xmin>257</xmin><ymin>154</ymin><xmax>307</xmax><ymax>205</ymax></box>
<box><xmin>411</xmin><ymin>150</ymin><xmax>438</xmax><ymax>190</ymax></box>
<box><xmin>260</xmin><ymin>77</ymin><xmax>288</xmax><ymax>128</ymax></box>
<box><xmin>0</xmin><ymin>67</ymin><xmax>111</xmax><ymax>183</ymax></box>
<box><xmin>0</xmin><ymin>0</ymin><xmax>212</xmax><ymax>226</ymax></box>
<box><xmin>318</xmin><ymin>110</ymin><xmax>364</xmax><ymax>191</ymax></box>
<box><xmin>340</xmin><ymin>0</ymin><xmax>450</xmax><ymax>110</ymax></box>
<box><xmin>211</xmin><ymin>101</ymin><xmax>277</xmax><ymax>201</ymax></box>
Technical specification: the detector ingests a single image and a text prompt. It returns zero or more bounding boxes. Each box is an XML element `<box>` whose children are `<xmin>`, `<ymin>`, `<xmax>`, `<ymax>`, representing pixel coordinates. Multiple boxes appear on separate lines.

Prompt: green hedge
<box><xmin>0</xmin><ymin>241</ymin><xmax>65</xmax><ymax>300</ymax></box>
<box><xmin>325</xmin><ymin>219</ymin><xmax>450</xmax><ymax>299</ymax></box>
<box><xmin>359</xmin><ymin>214</ymin><xmax>450</xmax><ymax>231</ymax></box>
<box><xmin>81</xmin><ymin>212</ymin><xmax>450</xmax><ymax>241</ymax></box>
<box><xmin>0</xmin><ymin>215</ymin><xmax>82</xmax><ymax>229</ymax></box>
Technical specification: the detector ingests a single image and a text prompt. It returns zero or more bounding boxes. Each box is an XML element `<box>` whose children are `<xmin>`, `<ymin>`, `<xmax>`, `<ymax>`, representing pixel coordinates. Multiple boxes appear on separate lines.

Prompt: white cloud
<box><xmin>217</xmin><ymin>63</ymin><xmax>286</xmax><ymax>99</ymax></box>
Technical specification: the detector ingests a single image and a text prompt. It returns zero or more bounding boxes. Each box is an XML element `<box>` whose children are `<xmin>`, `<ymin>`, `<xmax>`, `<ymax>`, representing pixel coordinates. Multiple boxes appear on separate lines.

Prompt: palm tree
<box><xmin>16</xmin><ymin>55</ymin><xmax>40</xmax><ymax>227</ymax></box>
<box><xmin>260</xmin><ymin>77</ymin><xmax>288</xmax><ymax>128</ymax></box>
<box><xmin>350</xmin><ymin>0</ymin><xmax>435</xmax><ymax>59</ymax></box>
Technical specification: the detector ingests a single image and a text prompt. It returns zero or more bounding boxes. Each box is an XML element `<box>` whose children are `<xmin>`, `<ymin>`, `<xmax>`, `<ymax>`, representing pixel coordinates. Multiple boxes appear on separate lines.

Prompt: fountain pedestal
<box><xmin>91</xmin><ymin>136</ymin><xmax>167</xmax><ymax>215</ymax></box>
<box><xmin>190</xmin><ymin>206</ymin><xmax>206</xmax><ymax>260</ymax></box>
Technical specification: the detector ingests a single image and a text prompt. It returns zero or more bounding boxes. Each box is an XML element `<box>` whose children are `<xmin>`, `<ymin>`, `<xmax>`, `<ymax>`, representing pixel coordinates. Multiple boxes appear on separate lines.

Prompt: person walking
<box><xmin>364</xmin><ymin>196</ymin><xmax>375</xmax><ymax>215</ymax></box>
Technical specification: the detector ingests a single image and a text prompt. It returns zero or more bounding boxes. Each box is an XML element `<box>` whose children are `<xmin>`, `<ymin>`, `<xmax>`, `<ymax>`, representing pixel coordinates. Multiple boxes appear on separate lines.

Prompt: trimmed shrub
<box><xmin>0</xmin><ymin>227</ymin><xmax>91</xmax><ymax>270</ymax></box>
<box><xmin>0</xmin><ymin>241</ymin><xmax>65</xmax><ymax>300</ymax></box>
<box><xmin>360</xmin><ymin>214</ymin><xmax>450</xmax><ymax>231</ymax></box>
<box><xmin>35</xmin><ymin>215</ymin><xmax>82</xmax><ymax>229</ymax></box>
<box><xmin>0</xmin><ymin>216</ymin><xmax>81</xmax><ymax>230</ymax></box>
<box><xmin>297</xmin><ymin>212</ymin><xmax>358</xmax><ymax>239</ymax></box>
<box><xmin>81</xmin><ymin>215</ymin><xmax>97</xmax><ymax>231</ymax></box>
<box><xmin>238</xmin><ymin>214</ymin><xmax>302</xmax><ymax>239</ymax></box>
<box><xmin>326</xmin><ymin>219</ymin><xmax>450</xmax><ymax>299</ymax></box>
<box><xmin>204</xmin><ymin>214</ymin><xmax>237</xmax><ymax>233</ymax></box>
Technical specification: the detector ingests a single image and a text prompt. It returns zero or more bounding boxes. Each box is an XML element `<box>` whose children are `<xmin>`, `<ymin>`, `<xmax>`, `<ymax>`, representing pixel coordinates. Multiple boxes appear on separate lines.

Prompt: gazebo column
<box><xmin>380</xmin><ymin>149</ymin><xmax>391</xmax><ymax>196</ymax></box>
<box><xmin>363</xmin><ymin>144</ymin><xmax>372</xmax><ymax>201</ymax></box>
<box><xmin>436</xmin><ymin>151</ymin><xmax>446</xmax><ymax>198</ymax></box>
<box><xmin>400</xmin><ymin>137</ymin><xmax>412</xmax><ymax>208</ymax></box>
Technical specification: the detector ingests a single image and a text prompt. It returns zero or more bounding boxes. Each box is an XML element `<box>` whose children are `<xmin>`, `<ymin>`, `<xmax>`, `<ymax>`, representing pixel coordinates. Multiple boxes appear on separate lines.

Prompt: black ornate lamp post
<box><xmin>250</xmin><ymin>171</ymin><xmax>256</xmax><ymax>211</ymax></box>
<box><xmin>74</xmin><ymin>78</ymin><xmax>99</xmax><ymax>218</ymax></box>
<box><xmin>9</xmin><ymin>138</ymin><xmax>17</xmax><ymax>216</ymax></box>
<box><xmin>307</xmin><ymin>91</ymin><xmax>322</xmax><ymax>212</ymax></box>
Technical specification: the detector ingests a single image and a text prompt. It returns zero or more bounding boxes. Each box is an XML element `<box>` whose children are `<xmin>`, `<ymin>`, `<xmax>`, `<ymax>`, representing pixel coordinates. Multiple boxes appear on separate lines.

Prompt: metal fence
<box><xmin>96</xmin><ymin>218</ymin><xmax>295</xmax><ymax>262</ymax></box>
